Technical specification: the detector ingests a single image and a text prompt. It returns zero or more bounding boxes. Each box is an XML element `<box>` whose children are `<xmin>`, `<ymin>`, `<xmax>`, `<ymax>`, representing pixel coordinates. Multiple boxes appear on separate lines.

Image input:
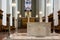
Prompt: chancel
<box><xmin>0</xmin><ymin>0</ymin><xmax>60</xmax><ymax>40</ymax></box>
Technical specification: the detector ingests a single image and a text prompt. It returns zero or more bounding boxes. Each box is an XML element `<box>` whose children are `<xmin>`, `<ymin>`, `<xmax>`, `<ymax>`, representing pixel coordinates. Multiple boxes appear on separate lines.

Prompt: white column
<box><xmin>39</xmin><ymin>14</ymin><xmax>42</xmax><ymax>22</ymax></box>
<box><xmin>58</xmin><ymin>0</ymin><xmax>60</xmax><ymax>10</ymax></box>
<box><xmin>45</xmin><ymin>0</ymin><xmax>49</xmax><ymax>23</ymax></box>
<box><xmin>46</xmin><ymin>7</ymin><xmax>49</xmax><ymax>22</ymax></box>
<box><xmin>2</xmin><ymin>0</ymin><xmax>7</xmax><ymax>26</ymax></box>
<box><xmin>9</xmin><ymin>0</ymin><xmax>12</xmax><ymax>26</ymax></box>
<box><xmin>7</xmin><ymin>0</ymin><xmax>12</xmax><ymax>26</ymax></box>
<box><xmin>36</xmin><ymin>0</ymin><xmax>39</xmax><ymax>15</ymax></box>
<box><xmin>48</xmin><ymin>0</ymin><xmax>53</xmax><ymax>15</ymax></box>
<box><xmin>50</xmin><ymin>0</ymin><xmax>53</xmax><ymax>14</ymax></box>
<box><xmin>15</xmin><ymin>0</ymin><xmax>18</xmax><ymax>19</ymax></box>
<box><xmin>41</xmin><ymin>0</ymin><xmax>44</xmax><ymax>22</ymax></box>
<box><xmin>54</xmin><ymin>0</ymin><xmax>58</xmax><ymax>26</ymax></box>
<box><xmin>39</xmin><ymin>0</ymin><xmax>44</xmax><ymax>22</ymax></box>
<box><xmin>15</xmin><ymin>0</ymin><xmax>18</xmax><ymax>28</ymax></box>
<box><xmin>0</xmin><ymin>0</ymin><xmax>2</xmax><ymax>9</ymax></box>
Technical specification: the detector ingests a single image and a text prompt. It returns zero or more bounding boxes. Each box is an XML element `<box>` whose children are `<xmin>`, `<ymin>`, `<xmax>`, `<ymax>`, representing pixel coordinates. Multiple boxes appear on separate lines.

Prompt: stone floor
<box><xmin>3</xmin><ymin>33</ymin><xmax>60</xmax><ymax>40</ymax></box>
<box><xmin>1</xmin><ymin>28</ymin><xmax>60</xmax><ymax>40</ymax></box>
<box><xmin>0</xmin><ymin>32</ymin><xmax>8</xmax><ymax>40</ymax></box>
<box><xmin>0</xmin><ymin>28</ymin><xmax>27</xmax><ymax>40</ymax></box>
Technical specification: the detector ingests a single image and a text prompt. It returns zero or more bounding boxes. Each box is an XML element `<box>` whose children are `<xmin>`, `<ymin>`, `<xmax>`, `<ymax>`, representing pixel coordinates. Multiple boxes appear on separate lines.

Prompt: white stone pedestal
<box><xmin>27</xmin><ymin>22</ymin><xmax>51</xmax><ymax>36</ymax></box>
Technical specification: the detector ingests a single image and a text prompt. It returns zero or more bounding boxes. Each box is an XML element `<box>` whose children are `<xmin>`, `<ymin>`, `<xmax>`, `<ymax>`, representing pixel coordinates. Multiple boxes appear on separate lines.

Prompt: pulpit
<box><xmin>0</xmin><ymin>9</ymin><xmax>3</xmax><ymax>31</ymax></box>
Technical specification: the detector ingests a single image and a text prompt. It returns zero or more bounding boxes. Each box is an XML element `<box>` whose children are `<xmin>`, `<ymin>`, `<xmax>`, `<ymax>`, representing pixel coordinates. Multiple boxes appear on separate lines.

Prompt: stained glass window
<box><xmin>25</xmin><ymin>0</ymin><xmax>32</xmax><ymax>11</ymax></box>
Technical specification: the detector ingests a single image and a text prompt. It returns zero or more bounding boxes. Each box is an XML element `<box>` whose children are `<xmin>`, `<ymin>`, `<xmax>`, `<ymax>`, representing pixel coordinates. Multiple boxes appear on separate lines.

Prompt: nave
<box><xmin>0</xmin><ymin>0</ymin><xmax>60</xmax><ymax>40</ymax></box>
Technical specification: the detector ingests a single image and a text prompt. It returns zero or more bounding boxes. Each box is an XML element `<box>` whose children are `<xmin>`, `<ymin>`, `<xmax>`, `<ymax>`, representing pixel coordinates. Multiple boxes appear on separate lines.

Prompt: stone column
<box><xmin>39</xmin><ymin>0</ymin><xmax>45</xmax><ymax>22</ymax></box>
<box><xmin>18</xmin><ymin>0</ymin><xmax>21</xmax><ymax>13</ymax></box>
<box><xmin>0</xmin><ymin>0</ymin><xmax>2</xmax><ymax>9</ymax></box>
<box><xmin>36</xmin><ymin>0</ymin><xmax>39</xmax><ymax>16</ymax></box>
<box><xmin>21</xmin><ymin>0</ymin><xmax>25</xmax><ymax>17</ymax></box>
<box><xmin>45</xmin><ymin>0</ymin><xmax>49</xmax><ymax>23</ymax></box>
<box><xmin>46</xmin><ymin>7</ymin><xmax>49</xmax><ymax>23</ymax></box>
<box><xmin>49</xmin><ymin>0</ymin><xmax>53</xmax><ymax>14</ymax></box>
<box><xmin>39</xmin><ymin>14</ymin><xmax>43</xmax><ymax>22</ymax></box>
<box><xmin>31</xmin><ymin>0</ymin><xmax>36</xmax><ymax>17</ymax></box>
<box><xmin>59</xmin><ymin>0</ymin><xmax>60</xmax><ymax>10</ymax></box>
<box><xmin>15</xmin><ymin>0</ymin><xmax>18</xmax><ymax>33</ymax></box>
<box><xmin>53</xmin><ymin>0</ymin><xmax>58</xmax><ymax>26</ymax></box>
<box><xmin>7</xmin><ymin>0</ymin><xmax>12</xmax><ymax>26</ymax></box>
<box><xmin>9</xmin><ymin>0</ymin><xmax>12</xmax><ymax>26</ymax></box>
<box><xmin>2</xmin><ymin>0</ymin><xmax>7</xmax><ymax>26</ymax></box>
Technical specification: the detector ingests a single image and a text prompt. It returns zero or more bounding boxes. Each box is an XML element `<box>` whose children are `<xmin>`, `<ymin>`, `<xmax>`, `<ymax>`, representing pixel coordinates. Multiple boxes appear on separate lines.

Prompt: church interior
<box><xmin>0</xmin><ymin>0</ymin><xmax>60</xmax><ymax>40</ymax></box>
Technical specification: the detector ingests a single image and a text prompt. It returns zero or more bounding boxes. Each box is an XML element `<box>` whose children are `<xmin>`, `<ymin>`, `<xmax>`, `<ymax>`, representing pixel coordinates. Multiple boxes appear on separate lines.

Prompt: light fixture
<box><xmin>39</xmin><ymin>11</ymin><xmax>42</xmax><ymax>14</ymax></box>
<box><xmin>36</xmin><ymin>15</ymin><xmax>38</xmax><ymax>18</ymax></box>
<box><xmin>19</xmin><ymin>14</ymin><xmax>21</xmax><ymax>18</ymax></box>
<box><xmin>17</xmin><ymin>11</ymin><xmax>20</xmax><ymax>14</ymax></box>
<box><xmin>12</xmin><ymin>3</ymin><xmax>16</xmax><ymax>7</ymax></box>
<box><xmin>46</xmin><ymin>3</ymin><xmax>51</xmax><ymax>7</ymax></box>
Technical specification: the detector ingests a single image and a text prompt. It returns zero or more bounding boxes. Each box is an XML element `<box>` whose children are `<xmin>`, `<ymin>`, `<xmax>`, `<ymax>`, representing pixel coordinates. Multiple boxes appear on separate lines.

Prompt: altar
<box><xmin>27</xmin><ymin>22</ymin><xmax>51</xmax><ymax>36</ymax></box>
<box><xmin>3</xmin><ymin>22</ymin><xmax>60</xmax><ymax>40</ymax></box>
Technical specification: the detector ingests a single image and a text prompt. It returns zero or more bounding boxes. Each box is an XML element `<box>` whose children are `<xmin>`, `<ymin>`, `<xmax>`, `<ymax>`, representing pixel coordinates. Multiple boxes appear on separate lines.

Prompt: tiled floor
<box><xmin>0</xmin><ymin>28</ymin><xmax>27</xmax><ymax>40</ymax></box>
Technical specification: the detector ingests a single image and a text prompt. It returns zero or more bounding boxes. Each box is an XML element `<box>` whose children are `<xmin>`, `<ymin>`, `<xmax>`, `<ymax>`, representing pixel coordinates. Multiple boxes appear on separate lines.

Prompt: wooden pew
<box><xmin>58</xmin><ymin>10</ymin><xmax>60</xmax><ymax>26</ymax></box>
<box><xmin>2</xmin><ymin>14</ymin><xmax>15</xmax><ymax>31</ymax></box>
<box><xmin>48</xmin><ymin>13</ymin><xmax>53</xmax><ymax>33</ymax></box>
<box><xmin>56</xmin><ymin>10</ymin><xmax>60</xmax><ymax>32</ymax></box>
<box><xmin>0</xmin><ymin>9</ymin><xmax>3</xmax><ymax>31</ymax></box>
<box><xmin>48</xmin><ymin>12</ymin><xmax>60</xmax><ymax>33</ymax></box>
<box><xmin>42</xmin><ymin>16</ymin><xmax>45</xmax><ymax>22</ymax></box>
<box><xmin>2</xmin><ymin>14</ymin><xmax>10</xmax><ymax>31</ymax></box>
<box><xmin>52</xmin><ymin>10</ymin><xmax>60</xmax><ymax>33</ymax></box>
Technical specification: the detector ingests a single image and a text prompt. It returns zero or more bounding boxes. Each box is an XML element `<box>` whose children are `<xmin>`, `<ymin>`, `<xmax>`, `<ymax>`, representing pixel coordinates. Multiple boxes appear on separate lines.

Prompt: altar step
<box><xmin>3</xmin><ymin>33</ymin><xmax>60</xmax><ymax>40</ymax></box>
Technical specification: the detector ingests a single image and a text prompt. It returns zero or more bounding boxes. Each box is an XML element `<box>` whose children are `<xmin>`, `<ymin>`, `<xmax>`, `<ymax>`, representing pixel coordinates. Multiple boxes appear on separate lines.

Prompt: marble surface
<box><xmin>3</xmin><ymin>33</ymin><xmax>60</xmax><ymax>40</ymax></box>
<box><xmin>27</xmin><ymin>22</ymin><xmax>51</xmax><ymax>36</ymax></box>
